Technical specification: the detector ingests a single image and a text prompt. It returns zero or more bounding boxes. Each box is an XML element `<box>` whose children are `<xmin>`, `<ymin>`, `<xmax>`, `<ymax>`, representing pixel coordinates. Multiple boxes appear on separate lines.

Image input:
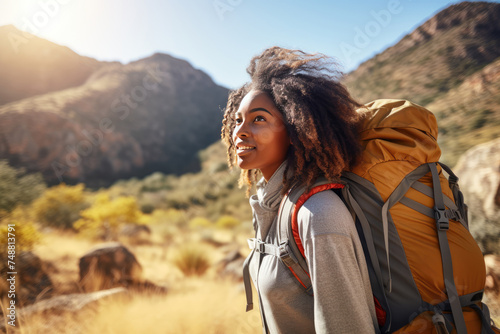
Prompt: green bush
<box><xmin>0</xmin><ymin>160</ymin><xmax>46</xmax><ymax>214</ymax></box>
<box><xmin>32</xmin><ymin>183</ymin><xmax>88</xmax><ymax>229</ymax></box>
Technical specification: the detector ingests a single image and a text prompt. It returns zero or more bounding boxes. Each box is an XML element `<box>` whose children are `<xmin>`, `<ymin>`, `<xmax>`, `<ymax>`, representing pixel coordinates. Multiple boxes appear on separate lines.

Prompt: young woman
<box><xmin>221</xmin><ymin>47</ymin><xmax>378</xmax><ymax>333</ymax></box>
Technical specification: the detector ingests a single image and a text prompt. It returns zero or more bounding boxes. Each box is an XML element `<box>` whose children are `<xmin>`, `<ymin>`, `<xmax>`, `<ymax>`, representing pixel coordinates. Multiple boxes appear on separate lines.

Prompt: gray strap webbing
<box><xmin>469</xmin><ymin>303</ymin><xmax>496</xmax><ymax>334</ymax></box>
<box><xmin>480</xmin><ymin>303</ymin><xmax>494</xmax><ymax>334</ymax></box>
<box><xmin>400</xmin><ymin>196</ymin><xmax>465</xmax><ymax>227</ymax></box>
<box><xmin>483</xmin><ymin>303</ymin><xmax>491</xmax><ymax>329</ymax></box>
<box><xmin>247</xmin><ymin>237</ymin><xmax>313</xmax><ymax>295</ymax></box>
<box><xmin>438</xmin><ymin>162</ymin><xmax>459</xmax><ymax>183</ymax></box>
<box><xmin>410</xmin><ymin>181</ymin><xmax>467</xmax><ymax>229</ymax></box>
<box><xmin>381</xmin><ymin>200</ymin><xmax>392</xmax><ymax>292</ymax></box>
<box><xmin>429</xmin><ymin>162</ymin><xmax>467</xmax><ymax>334</ymax></box>
<box><xmin>256</xmin><ymin>251</ymin><xmax>269</xmax><ymax>334</ymax></box>
<box><xmin>243</xmin><ymin>248</ymin><xmax>256</xmax><ymax>312</ymax></box>
<box><xmin>247</xmin><ymin>238</ymin><xmax>281</xmax><ymax>256</ymax></box>
<box><xmin>438</xmin><ymin>162</ymin><xmax>470</xmax><ymax>230</ymax></box>
<box><xmin>380</xmin><ymin>164</ymin><xmax>433</xmax><ymax>292</ymax></box>
<box><xmin>280</xmin><ymin>246</ymin><xmax>313</xmax><ymax>295</ymax></box>
<box><xmin>432</xmin><ymin>311</ymin><xmax>451</xmax><ymax>334</ymax></box>
<box><xmin>277</xmin><ymin>184</ymin><xmax>313</xmax><ymax>290</ymax></box>
<box><xmin>411</xmin><ymin>181</ymin><xmax>457</xmax><ymax>210</ymax></box>
<box><xmin>344</xmin><ymin>187</ymin><xmax>385</xmax><ymax>295</ymax></box>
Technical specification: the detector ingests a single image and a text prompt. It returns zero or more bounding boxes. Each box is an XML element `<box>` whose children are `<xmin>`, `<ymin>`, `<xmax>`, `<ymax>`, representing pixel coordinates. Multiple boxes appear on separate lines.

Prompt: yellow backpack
<box><xmin>266</xmin><ymin>100</ymin><xmax>498</xmax><ymax>333</ymax></box>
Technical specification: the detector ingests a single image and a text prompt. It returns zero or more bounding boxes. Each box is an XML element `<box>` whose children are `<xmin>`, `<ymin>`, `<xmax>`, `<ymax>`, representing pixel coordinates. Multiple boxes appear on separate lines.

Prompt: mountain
<box><xmin>0</xmin><ymin>25</ymin><xmax>111</xmax><ymax>105</ymax></box>
<box><xmin>344</xmin><ymin>1</ymin><xmax>500</xmax><ymax>166</ymax></box>
<box><xmin>0</xmin><ymin>34</ymin><xmax>228</xmax><ymax>187</ymax></box>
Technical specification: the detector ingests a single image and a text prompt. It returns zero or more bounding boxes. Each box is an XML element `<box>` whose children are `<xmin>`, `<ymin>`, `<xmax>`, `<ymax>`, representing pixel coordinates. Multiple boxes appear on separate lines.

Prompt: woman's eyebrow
<box><xmin>249</xmin><ymin>107</ymin><xmax>272</xmax><ymax>115</ymax></box>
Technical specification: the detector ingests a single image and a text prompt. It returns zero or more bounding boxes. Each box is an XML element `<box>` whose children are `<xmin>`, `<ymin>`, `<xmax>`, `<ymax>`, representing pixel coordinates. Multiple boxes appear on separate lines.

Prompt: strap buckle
<box><xmin>435</xmin><ymin>208</ymin><xmax>449</xmax><ymax>230</ymax></box>
<box><xmin>248</xmin><ymin>238</ymin><xmax>265</xmax><ymax>253</ymax></box>
<box><xmin>279</xmin><ymin>242</ymin><xmax>297</xmax><ymax>267</ymax></box>
<box><xmin>255</xmin><ymin>240</ymin><xmax>265</xmax><ymax>253</ymax></box>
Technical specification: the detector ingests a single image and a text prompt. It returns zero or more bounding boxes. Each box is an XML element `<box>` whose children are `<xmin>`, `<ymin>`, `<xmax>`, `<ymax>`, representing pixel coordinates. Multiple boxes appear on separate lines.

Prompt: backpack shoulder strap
<box><xmin>277</xmin><ymin>179</ymin><xmax>344</xmax><ymax>293</ymax></box>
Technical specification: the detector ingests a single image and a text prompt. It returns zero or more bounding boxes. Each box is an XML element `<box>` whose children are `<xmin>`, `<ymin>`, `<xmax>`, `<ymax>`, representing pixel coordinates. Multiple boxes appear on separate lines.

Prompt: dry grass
<box><xmin>15</xmin><ymin>228</ymin><xmax>260</xmax><ymax>334</ymax></box>
<box><xmin>172</xmin><ymin>244</ymin><xmax>211</xmax><ymax>277</ymax></box>
<box><xmin>16</xmin><ymin>279</ymin><xmax>261</xmax><ymax>334</ymax></box>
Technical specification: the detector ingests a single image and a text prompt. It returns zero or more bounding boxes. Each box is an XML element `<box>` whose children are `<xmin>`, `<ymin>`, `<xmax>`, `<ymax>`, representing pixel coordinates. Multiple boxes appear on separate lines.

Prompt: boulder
<box><xmin>483</xmin><ymin>254</ymin><xmax>500</xmax><ymax>322</ymax></box>
<box><xmin>21</xmin><ymin>287</ymin><xmax>127</xmax><ymax>314</ymax></box>
<box><xmin>79</xmin><ymin>243</ymin><xmax>143</xmax><ymax>292</ymax></box>
<box><xmin>454</xmin><ymin>138</ymin><xmax>500</xmax><ymax>254</ymax></box>
<box><xmin>485</xmin><ymin>254</ymin><xmax>500</xmax><ymax>294</ymax></box>
<box><xmin>0</xmin><ymin>251</ymin><xmax>53</xmax><ymax>307</ymax></box>
<box><xmin>0</xmin><ymin>287</ymin><xmax>127</xmax><ymax>332</ymax></box>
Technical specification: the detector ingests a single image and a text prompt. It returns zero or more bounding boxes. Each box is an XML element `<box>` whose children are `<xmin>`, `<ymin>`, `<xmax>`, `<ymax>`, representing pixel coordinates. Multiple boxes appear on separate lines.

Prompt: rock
<box><xmin>0</xmin><ymin>251</ymin><xmax>53</xmax><ymax>307</ymax></box>
<box><xmin>454</xmin><ymin>138</ymin><xmax>500</xmax><ymax>254</ymax></box>
<box><xmin>485</xmin><ymin>254</ymin><xmax>500</xmax><ymax>294</ymax></box>
<box><xmin>483</xmin><ymin>254</ymin><xmax>500</xmax><ymax>322</ymax></box>
<box><xmin>23</xmin><ymin>287</ymin><xmax>127</xmax><ymax>314</ymax></box>
<box><xmin>0</xmin><ymin>48</ymin><xmax>228</xmax><ymax>188</ymax></box>
<box><xmin>0</xmin><ymin>25</ymin><xmax>107</xmax><ymax>105</ymax></box>
<box><xmin>79</xmin><ymin>243</ymin><xmax>143</xmax><ymax>292</ymax></box>
<box><xmin>133</xmin><ymin>279</ymin><xmax>168</xmax><ymax>295</ymax></box>
<box><xmin>0</xmin><ymin>287</ymin><xmax>127</xmax><ymax>332</ymax></box>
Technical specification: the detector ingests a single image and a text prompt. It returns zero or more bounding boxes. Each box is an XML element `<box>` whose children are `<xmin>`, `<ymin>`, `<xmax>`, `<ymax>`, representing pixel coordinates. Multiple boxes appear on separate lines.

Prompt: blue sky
<box><xmin>1</xmin><ymin>0</ymin><xmax>499</xmax><ymax>89</ymax></box>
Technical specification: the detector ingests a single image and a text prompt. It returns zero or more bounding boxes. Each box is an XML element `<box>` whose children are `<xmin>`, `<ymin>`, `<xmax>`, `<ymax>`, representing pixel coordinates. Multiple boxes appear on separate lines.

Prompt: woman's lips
<box><xmin>236</xmin><ymin>145</ymin><xmax>256</xmax><ymax>156</ymax></box>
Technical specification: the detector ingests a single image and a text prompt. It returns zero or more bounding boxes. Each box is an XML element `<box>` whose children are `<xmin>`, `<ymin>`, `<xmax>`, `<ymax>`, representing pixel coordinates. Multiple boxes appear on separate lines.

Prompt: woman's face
<box><xmin>232</xmin><ymin>90</ymin><xmax>290</xmax><ymax>181</ymax></box>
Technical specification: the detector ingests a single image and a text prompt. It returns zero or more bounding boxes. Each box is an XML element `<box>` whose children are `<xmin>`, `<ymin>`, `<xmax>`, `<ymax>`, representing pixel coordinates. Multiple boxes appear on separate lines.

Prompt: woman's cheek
<box><xmin>259</xmin><ymin>128</ymin><xmax>275</xmax><ymax>144</ymax></box>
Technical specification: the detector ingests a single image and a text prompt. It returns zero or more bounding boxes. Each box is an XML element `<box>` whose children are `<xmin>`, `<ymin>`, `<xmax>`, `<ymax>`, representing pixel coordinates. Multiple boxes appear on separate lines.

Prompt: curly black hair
<box><xmin>221</xmin><ymin>46</ymin><xmax>363</xmax><ymax>195</ymax></box>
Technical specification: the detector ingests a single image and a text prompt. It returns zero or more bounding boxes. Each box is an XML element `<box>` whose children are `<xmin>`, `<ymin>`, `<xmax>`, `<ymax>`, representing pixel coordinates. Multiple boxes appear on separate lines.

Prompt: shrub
<box><xmin>215</xmin><ymin>215</ymin><xmax>240</xmax><ymax>229</ymax></box>
<box><xmin>188</xmin><ymin>217</ymin><xmax>212</xmax><ymax>229</ymax></box>
<box><xmin>0</xmin><ymin>160</ymin><xmax>46</xmax><ymax>213</ymax></box>
<box><xmin>32</xmin><ymin>183</ymin><xmax>88</xmax><ymax>229</ymax></box>
<box><xmin>74</xmin><ymin>193</ymin><xmax>147</xmax><ymax>239</ymax></box>
<box><xmin>0</xmin><ymin>206</ymin><xmax>41</xmax><ymax>257</ymax></box>
<box><xmin>172</xmin><ymin>244</ymin><xmax>210</xmax><ymax>276</ymax></box>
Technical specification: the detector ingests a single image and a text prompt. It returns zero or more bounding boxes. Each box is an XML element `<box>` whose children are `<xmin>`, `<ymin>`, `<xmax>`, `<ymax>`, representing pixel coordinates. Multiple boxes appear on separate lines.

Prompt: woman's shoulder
<box><xmin>296</xmin><ymin>189</ymin><xmax>355</xmax><ymax>239</ymax></box>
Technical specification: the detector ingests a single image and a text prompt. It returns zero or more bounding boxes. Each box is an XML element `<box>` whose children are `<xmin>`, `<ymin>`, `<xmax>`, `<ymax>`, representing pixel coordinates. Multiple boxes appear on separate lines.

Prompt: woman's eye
<box><xmin>235</xmin><ymin>117</ymin><xmax>242</xmax><ymax>124</ymax></box>
<box><xmin>254</xmin><ymin>115</ymin><xmax>266</xmax><ymax>122</ymax></box>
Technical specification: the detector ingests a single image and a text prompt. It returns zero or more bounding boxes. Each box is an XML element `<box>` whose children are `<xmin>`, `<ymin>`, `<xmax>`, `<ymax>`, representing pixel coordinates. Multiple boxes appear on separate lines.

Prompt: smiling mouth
<box><xmin>236</xmin><ymin>145</ymin><xmax>256</xmax><ymax>156</ymax></box>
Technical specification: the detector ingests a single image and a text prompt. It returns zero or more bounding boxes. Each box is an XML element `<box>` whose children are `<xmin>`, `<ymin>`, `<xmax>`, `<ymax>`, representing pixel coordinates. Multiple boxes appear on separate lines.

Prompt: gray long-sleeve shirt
<box><xmin>248</xmin><ymin>163</ymin><xmax>378</xmax><ymax>333</ymax></box>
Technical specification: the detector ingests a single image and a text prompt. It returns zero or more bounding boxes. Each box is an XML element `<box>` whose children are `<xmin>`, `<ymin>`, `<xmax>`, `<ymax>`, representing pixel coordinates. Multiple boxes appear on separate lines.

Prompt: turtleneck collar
<box><xmin>256</xmin><ymin>161</ymin><xmax>288</xmax><ymax>211</ymax></box>
<box><xmin>249</xmin><ymin>161</ymin><xmax>289</xmax><ymax>239</ymax></box>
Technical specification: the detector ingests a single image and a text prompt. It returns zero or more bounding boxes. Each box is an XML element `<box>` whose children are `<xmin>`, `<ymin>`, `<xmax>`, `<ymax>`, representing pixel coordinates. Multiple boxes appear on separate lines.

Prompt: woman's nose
<box><xmin>234</xmin><ymin>122</ymin><xmax>249</xmax><ymax>139</ymax></box>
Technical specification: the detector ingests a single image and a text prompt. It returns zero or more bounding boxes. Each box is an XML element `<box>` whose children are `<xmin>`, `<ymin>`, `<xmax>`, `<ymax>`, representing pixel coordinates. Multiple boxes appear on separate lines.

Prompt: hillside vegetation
<box><xmin>344</xmin><ymin>1</ymin><xmax>500</xmax><ymax>166</ymax></box>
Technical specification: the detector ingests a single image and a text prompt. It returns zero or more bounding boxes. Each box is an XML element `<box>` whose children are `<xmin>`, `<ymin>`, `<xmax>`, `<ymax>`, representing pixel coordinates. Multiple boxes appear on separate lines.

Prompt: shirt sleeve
<box><xmin>297</xmin><ymin>190</ymin><xmax>378</xmax><ymax>333</ymax></box>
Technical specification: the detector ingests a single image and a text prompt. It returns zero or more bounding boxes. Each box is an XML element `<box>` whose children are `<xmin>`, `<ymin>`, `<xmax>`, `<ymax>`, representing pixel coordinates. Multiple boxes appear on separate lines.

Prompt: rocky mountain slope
<box><xmin>0</xmin><ymin>29</ymin><xmax>228</xmax><ymax>187</ymax></box>
<box><xmin>344</xmin><ymin>1</ymin><xmax>500</xmax><ymax>166</ymax></box>
<box><xmin>1</xmin><ymin>1</ymin><xmax>499</xmax><ymax>187</ymax></box>
<box><xmin>0</xmin><ymin>25</ymin><xmax>110</xmax><ymax>105</ymax></box>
